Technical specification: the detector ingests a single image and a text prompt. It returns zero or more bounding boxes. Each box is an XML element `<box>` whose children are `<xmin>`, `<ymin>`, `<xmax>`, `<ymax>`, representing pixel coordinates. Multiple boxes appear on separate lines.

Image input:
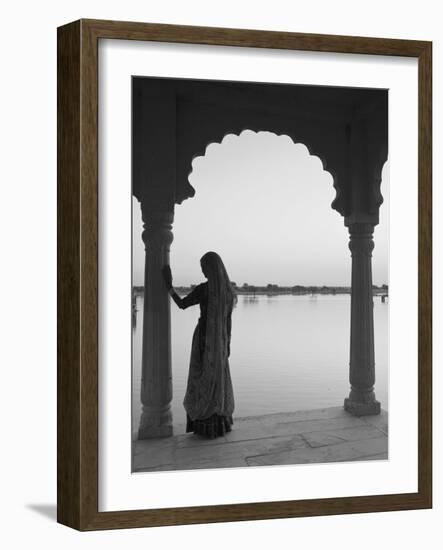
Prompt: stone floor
<box><xmin>133</xmin><ymin>406</ymin><xmax>388</xmax><ymax>472</ymax></box>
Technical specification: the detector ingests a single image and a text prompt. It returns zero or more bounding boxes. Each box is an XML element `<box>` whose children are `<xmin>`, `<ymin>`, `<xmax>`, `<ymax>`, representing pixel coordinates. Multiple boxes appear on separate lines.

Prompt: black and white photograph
<box><xmin>1</xmin><ymin>0</ymin><xmax>437</xmax><ymax>541</ymax></box>
<box><xmin>131</xmin><ymin>76</ymin><xmax>389</xmax><ymax>472</ymax></box>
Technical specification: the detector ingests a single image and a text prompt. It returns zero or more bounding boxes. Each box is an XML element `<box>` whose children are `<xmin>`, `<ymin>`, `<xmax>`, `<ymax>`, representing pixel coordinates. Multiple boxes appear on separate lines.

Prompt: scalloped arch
<box><xmin>177</xmin><ymin>129</ymin><xmax>344</xmax><ymax>216</ymax></box>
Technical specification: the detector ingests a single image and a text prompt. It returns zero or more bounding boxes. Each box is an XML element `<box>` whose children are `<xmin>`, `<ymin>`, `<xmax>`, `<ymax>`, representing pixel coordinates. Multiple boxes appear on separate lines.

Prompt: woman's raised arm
<box><xmin>162</xmin><ymin>265</ymin><xmax>201</xmax><ymax>310</ymax></box>
<box><xmin>162</xmin><ymin>265</ymin><xmax>182</xmax><ymax>308</ymax></box>
<box><xmin>162</xmin><ymin>265</ymin><xmax>173</xmax><ymax>290</ymax></box>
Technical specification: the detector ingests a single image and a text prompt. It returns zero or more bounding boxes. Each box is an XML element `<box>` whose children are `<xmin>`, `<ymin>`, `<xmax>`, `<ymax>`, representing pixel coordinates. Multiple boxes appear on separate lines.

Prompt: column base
<box><xmin>344</xmin><ymin>397</ymin><xmax>381</xmax><ymax>417</ymax></box>
<box><xmin>138</xmin><ymin>405</ymin><xmax>173</xmax><ymax>439</ymax></box>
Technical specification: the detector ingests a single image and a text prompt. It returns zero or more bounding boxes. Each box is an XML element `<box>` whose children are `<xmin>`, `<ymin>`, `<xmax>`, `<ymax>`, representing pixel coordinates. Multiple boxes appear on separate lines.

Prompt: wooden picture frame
<box><xmin>57</xmin><ymin>19</ymin><xmax>432</xmax><ymax>530</ymax></box>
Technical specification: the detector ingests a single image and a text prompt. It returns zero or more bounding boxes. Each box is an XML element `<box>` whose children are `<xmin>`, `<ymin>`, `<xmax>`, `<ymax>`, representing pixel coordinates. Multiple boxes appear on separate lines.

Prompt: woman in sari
<box><xmin>162</xmin><ymin>252</ymin><xmax>236</xmax><ymax>439</ymax></box>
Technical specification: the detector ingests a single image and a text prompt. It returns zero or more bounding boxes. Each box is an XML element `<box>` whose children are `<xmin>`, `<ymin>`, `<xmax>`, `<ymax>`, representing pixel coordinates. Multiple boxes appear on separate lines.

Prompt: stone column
<box><xmin>138</xmin><ymin>210</ymin><xmax>174</xmax><ymax>438</ymax></box>
<box><xmin>344</xmin><ymin>223</ymin><xmax>381</xmax><ymax>416</ymax></box>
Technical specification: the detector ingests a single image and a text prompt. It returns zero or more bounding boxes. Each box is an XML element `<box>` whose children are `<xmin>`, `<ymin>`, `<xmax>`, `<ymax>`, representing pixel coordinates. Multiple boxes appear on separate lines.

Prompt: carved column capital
<box><xmin>348</xmin><ymin>223</ymin><xmax>375</xmax><ymax>256</ymax></box>
<box><xmin>141</xmin><ymin>211</ymin><xmax>174</xmax><ymax>251</ymax></box>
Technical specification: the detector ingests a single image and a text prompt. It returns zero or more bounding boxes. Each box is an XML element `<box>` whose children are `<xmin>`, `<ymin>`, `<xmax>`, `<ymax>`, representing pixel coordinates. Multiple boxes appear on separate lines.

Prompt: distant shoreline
<box><xmin>133</xmin><ymin>284</ymin><xmax>388</xmax><ymax>297</ymax></box>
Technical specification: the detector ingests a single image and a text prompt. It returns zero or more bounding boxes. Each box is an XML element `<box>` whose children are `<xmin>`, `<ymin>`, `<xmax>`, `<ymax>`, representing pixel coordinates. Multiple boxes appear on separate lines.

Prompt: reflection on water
<box><xmin>242</xmin><ymin>295</ymin><xmax>259</xmax><ymax>305</ymax></box>
<box><xmin>132</xmin><ymin>294</ymin><xmax>388</xmax><ymax>435</ymax></box>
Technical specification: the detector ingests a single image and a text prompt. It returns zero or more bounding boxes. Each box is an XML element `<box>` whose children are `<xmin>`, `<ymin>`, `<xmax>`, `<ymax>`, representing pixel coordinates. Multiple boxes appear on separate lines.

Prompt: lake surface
<box><xmin>132</xmin><ymin>294</ymin><xmax>388</xmax><ymax>435</ymax></box>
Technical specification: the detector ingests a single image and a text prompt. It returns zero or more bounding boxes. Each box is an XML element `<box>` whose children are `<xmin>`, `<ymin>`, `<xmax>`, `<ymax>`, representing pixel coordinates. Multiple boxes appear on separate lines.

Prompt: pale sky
<box><xmin>133</xmin><ymin>130</ymin><xmax>389</xmax><ymax>287</ymax></box>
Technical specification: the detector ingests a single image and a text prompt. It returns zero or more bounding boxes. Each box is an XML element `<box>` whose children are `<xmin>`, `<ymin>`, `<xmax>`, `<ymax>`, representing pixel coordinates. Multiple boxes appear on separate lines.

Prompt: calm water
<box><xmin>132</xmin><ymin>294</ymin><xmax>388</xmax><ymax>435</ymax></box>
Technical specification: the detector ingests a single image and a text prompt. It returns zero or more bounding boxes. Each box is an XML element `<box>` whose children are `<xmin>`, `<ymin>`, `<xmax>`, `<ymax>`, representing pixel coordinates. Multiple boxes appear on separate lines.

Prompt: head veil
<box><xmin>183</xmin><ymin>252</ymin><xmax>236</xmax><ymax>420</ymax></box>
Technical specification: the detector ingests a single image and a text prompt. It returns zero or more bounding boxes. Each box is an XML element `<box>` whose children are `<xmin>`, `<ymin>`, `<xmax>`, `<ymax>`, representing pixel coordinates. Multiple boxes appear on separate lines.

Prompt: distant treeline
<box><xmin>133</xmin><ymin>283</ymin><xmax>388</xmax><ymax>296</ymax></box>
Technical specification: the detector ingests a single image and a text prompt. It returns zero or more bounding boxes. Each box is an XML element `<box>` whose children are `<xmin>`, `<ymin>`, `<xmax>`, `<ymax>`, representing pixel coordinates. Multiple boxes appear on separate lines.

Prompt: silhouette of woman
<box><xmin>162</xmin><ymin>252</ymin><xmax>236</xmax><ymax>438</ymax></box>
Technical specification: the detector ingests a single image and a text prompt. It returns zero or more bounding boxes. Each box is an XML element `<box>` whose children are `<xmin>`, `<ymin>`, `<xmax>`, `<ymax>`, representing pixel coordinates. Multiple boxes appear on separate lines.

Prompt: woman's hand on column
<box><xmin>162</xmin><ymin>265</ymin><xmax>173</xmax><ymax>291</ymax></box>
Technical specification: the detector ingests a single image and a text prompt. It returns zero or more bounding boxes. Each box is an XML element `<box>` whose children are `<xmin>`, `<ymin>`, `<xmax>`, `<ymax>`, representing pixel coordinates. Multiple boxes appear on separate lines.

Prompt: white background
<box><xmin>0</xmin><ymin>0</ymin><xmax>440</xmax><ymax>547</ymax></box>
<box><xmin>100</xmin><ymin>40</ymin><xmax>417</xmax><ymax>511</ymax></box>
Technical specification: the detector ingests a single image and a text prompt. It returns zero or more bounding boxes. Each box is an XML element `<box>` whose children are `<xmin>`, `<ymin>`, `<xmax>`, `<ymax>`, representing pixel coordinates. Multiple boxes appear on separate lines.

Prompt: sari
<box><xmin>175</xmin><ymin>252</ymin><xmax>236</xmax><ymax>438</ymax></box>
